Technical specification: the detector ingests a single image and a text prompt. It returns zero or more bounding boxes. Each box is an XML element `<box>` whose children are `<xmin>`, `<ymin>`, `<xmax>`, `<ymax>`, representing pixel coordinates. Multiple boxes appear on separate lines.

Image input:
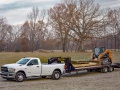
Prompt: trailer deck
<box><xmin>68</xmin><ymin>62</ymin><xmax>120</xmax><ymax>73</ymax></box>
<box><xmin>48</xmin><ymin>57</ymin><xmax>120</xmax><ymax>73</ymax></box>
<box><xmin>112</xmin><ymin>62</ymin><xmax>120</xmax><ymax>68</ymax></box>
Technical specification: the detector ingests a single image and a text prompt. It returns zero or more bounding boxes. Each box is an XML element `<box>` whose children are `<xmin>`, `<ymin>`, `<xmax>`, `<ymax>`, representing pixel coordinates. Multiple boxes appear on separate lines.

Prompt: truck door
<box><xmin>26</xmin><ymin>59</ymin><xmax>41</xmax><ymax>76</ymax></box>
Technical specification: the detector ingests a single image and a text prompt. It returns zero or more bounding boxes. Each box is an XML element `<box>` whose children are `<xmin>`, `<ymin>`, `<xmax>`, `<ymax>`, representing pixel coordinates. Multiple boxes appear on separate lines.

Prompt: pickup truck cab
<box><xmin>0</xmin><ymin>57</ymin><xmax>65</xmax><ymax>82</ymax></box>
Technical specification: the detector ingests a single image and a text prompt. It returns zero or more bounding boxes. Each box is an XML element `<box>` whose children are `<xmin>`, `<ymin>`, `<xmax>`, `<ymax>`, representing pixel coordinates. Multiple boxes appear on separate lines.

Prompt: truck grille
<box><xmin>1</xmin><ymin>67</ymin><xmax>8</xmax><ymax>72</ymax></box>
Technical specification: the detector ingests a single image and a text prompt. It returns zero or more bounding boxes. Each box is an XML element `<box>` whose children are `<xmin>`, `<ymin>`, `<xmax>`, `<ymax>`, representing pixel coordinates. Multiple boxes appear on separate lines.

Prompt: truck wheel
<box><xmin>15</xmin><ymin>72</ymin><xmax>25</xmax><ymax>82</ymax></box>
<box><xmin>108</xmin><ymin>67</ymin><xmax>114</xmax><ymax>72</ymax></box>
<box><xmin>101</xmin><ymin>67</ymin><xmax>108</xmax><ymax>73</ymax></box>
<box><xmin>52</xmin><ymin>71</ymin><xmax>61</xmax><ymax>80</ymax></box>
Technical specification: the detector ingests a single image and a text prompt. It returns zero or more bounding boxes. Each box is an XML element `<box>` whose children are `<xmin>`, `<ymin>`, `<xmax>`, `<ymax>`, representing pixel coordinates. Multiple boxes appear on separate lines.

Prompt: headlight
<box><xmin>8</xmin><ymin>68</ymin><xmax>15</xmax><ymax>73</ymax></box>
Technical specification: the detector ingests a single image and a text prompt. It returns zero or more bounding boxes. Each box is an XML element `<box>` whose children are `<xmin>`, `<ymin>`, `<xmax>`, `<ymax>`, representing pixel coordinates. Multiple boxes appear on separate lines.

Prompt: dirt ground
<box><xmin>0</xmin><ymin>69</ymin><xmax>119</xmax><ymax>90</ymax></box>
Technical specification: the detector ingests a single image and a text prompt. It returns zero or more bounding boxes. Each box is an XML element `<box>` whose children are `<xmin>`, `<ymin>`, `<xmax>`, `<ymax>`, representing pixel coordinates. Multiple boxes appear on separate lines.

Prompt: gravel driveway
<box><xmin>0</xmin><ymin>69</ymin><xmax>120</xmax><ymax>90</ymax></box>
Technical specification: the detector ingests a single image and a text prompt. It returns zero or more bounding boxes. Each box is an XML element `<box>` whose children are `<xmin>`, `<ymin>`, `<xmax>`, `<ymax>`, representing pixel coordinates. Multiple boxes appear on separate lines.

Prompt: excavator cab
<box><xmin>93</xmin><ymin>47</ymin><xmax>106</xmax><ymax>59</ymax></box>
<box><xmin>91</xmin><ymin>47</ymin><xmax>112</xmax><ymax>65</ymax></box>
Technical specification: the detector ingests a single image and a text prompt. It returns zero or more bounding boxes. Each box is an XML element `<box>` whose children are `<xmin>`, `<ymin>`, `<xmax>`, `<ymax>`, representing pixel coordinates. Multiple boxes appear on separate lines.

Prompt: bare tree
<box><xmin>48</xmin><ymin>0</ymin><xmax>107</xmax><ymax>51</ymax></box>
<box><xmin>27</xmin><ymin>7</ymin><xmax>39</xmax><ymax>52</ymax></box>
<box><xmin>69</xmin><ymin>0</ymin><xmax>108</xmax><ymax>51</ymax></box>
<box><xmin>35</xmin><ymin>10</ymin><xmax>48</xmax><ymax>50</ymax></box>
<box><xmin>12</xmin><ymin>25</ymin><xmax>21</xmax><ymax>51</ymax></box>
<box><xmin>4</xmin><ymin>25</ymin><xmax>13</xmax><ymax>51</ymax></box>
<box><xmin>19</xmin><ymin>21</ymin><xmax>30</xmax><ymax>51</ymax></box>
<box><xmin>0</xmin><ymin>17</ymin><xmax>13</xmax><ymax>51</ymax></box>
<box><xmin>48</xmin><ymin>0</ymin><xmax>74</xmax><ymax>52</ymax></box>
<box><xmin>107</xmin><ymin>9</ymin><xmax>120</xmax><ymax>51</ymax></box>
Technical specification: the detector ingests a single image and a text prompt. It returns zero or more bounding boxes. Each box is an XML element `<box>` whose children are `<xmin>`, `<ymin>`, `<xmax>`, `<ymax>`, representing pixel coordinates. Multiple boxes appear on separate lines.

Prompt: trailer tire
<box><xmin>101</xmin><ymin>67</ymin><xmax>108</xmax><ymax>73</ymax></box>
<box><xmin>15</xmin><ymin>72</ymin><xmax>25</xmax><ymax>82</ymax></box>
<box><xmin>87</xmin><ymin>69</ymin><xmax>92</xmax><ymax>72</ymax></box>
<box><xmin>52</xmin><ymin>70</ymin><xmax>61</xmax><ymax>80</ymax></box>
<box><xmin>108</xmin><ymin>67</ymin><xmax>114</xmax><ymax>72</ymax></box>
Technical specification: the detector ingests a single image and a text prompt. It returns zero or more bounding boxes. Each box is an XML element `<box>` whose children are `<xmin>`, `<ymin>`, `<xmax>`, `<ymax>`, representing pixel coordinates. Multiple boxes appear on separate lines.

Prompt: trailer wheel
<box><xmin>108</xmin><ymin>67</ymin><xmax>114</xmax><ymax>72</ymax></box>
<box><xmin>101</xmin><ymin>67</ymin><xmax>108</xmax><ymax>73</ymax></box>
<box><xmin>87</xmin><ymin>69</ymin><xmax>92</xmax><ymax>72</ymax></box>
<box><xmin>52</xmin><ymin>70</ymin><xmax>61</xmax><ymax>80</ymax></box>
<box><xmin>15</xmin><ymin>72</ymin><xmax>25</xmax><ymax>82</ymax></box>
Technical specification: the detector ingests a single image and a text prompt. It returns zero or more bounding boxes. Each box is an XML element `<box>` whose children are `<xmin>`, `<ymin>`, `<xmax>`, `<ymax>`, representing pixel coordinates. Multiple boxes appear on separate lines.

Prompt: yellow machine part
<box><xmin>90</xmin><ymin>53</ymin><xmax>94</xmax><ymax>60</ymax></box>
<box><xmin>98</xmin><ymin>49</ymin><xmax>112</xmax><ymax>61</ymax></box>
<box><xmin>91</xmin><ymin>49</ymin><xmax>112</xmax><ymax>61</ymax></box>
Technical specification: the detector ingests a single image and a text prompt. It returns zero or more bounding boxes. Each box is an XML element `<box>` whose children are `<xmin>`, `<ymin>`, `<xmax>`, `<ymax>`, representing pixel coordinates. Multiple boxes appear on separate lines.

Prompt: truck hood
<box><xmin>2</xmin><ymin>63</ymin><xmax>23</xmax><ymax>68</ymax></box>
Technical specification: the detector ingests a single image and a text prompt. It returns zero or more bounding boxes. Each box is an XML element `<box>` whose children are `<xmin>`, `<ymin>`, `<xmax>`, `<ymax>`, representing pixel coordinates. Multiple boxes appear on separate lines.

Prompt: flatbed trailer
<box><xmin>112</xmin><ymin>62</ymin><xmax>120</xmax><ymax>68</ymax></box>
<box><xmin>48</xmin><ymin>57</ymin><xmax>120</xmax><ymax>74</ymax></box>
<box><xmin>68</xmin><ymin>63</ymin><xmax>120</xmax><ymax>73</ymax></box>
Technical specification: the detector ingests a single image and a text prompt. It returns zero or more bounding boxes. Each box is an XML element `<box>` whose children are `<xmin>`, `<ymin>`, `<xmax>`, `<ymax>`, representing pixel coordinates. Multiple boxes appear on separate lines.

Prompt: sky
<box><xmin>0</xmin><ymin>0</ymin><xmax>120</xmax><ymax>25</ymax></box>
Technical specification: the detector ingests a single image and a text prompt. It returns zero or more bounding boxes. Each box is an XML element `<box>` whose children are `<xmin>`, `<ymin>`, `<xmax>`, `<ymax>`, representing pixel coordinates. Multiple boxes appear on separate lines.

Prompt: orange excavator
<box><xmin>91</xmin><ymin>47</ymin><xmax>112</xmax><ymax>65</ymax></box>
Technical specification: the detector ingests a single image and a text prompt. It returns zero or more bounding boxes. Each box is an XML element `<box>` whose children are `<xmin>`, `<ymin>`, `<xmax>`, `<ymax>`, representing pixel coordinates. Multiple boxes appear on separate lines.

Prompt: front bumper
<box><xmin>0</xmin><ymin>72</ymin><xmax>15</xmax><ymax>79</ymax></box>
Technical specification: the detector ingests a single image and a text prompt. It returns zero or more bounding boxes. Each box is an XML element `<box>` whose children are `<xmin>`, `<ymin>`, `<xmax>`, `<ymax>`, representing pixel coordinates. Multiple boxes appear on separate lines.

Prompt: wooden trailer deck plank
<box><xmin>72</xmin><ymin>62</ymin><xmax>99</xmax><ymax>68</ymax></box>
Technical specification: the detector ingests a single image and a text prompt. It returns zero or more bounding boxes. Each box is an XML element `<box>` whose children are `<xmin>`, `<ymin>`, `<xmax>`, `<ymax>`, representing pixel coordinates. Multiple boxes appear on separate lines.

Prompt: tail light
<box><xmin>64</xmin><ymin>65</ymin><xmax>67</xmax><ymax>69</ymax></box>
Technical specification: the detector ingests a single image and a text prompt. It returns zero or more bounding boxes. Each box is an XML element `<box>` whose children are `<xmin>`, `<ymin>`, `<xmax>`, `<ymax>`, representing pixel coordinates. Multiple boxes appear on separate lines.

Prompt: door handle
<box><xmin>37</xmin><ymin>66</ymin><xmax>39</xmax><ymax>68</ymax></box>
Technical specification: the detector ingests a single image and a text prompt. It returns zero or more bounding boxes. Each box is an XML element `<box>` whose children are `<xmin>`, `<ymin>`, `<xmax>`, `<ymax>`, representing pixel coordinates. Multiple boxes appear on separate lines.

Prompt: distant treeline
<box><xmin>0</xmin><ymin>0</ymin><xmax>120</xmax><ymax>52</ymax></box>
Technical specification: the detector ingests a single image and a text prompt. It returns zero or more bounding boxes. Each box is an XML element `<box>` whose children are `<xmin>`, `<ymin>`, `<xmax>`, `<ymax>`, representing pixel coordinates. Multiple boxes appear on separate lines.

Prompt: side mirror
<box><xmin>27</xmin><ymin>63</ymin><xmax>33</xmax><ymax>66</ymax></box>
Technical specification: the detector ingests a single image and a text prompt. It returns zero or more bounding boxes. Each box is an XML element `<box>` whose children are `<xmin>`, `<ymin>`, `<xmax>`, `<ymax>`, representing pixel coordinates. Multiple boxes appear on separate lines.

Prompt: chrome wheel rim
<box><xmin>55</xmin><ymin>73</ymin><xmax>60</xmax><ymax>79</ymax></box>
<box><xmin>104</xmin><ymin>68</ymin><xmax>107</xmax><ymax>72</ymax></box>
<box><xmin>18</xmin><ymin>74</ymin><xmax>24</xmax><ymax>81</ymax></box>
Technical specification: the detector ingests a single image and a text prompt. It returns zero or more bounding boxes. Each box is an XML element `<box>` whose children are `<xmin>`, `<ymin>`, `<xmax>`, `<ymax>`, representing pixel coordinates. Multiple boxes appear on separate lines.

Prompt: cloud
<box><xmin>0</xmin><ymin>0</ymin><xmax>59</xmax><ymax>12</ymax></box>
<box><xmin>0</xmin><ymin>0</ymin><xmax>60</xmax><ymax>24</ymax></box>
<box><xmin>0</xmin><ymin>0</ymin><xmax>120</xmax><ymax>25</ymax></box>
<box><xmin>0</xmin><ymin>0</ymin><xmax>18</xmax><ymax>5</ymax></box>
<box><xmin>95</xmin><ymin>0</ymin><xmax>120</xmax><ymax>9</ymax></box>
<box><xmin>2</xmin><ymin>8</ymin><xmax>31</xmax><ymax>25</ymax></box>
<box><xmin>0</xmin><ymin>0</ymin><xmax>54</xmax><ymax>5</ymax></box>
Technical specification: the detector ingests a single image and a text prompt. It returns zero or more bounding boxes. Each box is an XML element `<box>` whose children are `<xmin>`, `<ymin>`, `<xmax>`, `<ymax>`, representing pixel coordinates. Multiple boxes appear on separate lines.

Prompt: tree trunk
<box><xmin>81</xmin><ymin>39</ymin><xmax>85</xmax><ymax>51</ymax></box>
<box><xmin>62</xmin><ymin>42</ymin><xmax>66</xmax><ymax>52</ymax></box>
<box><xmin>114</xmin><ymin>35</ymin><xmax>116</xmax><ymax>51</ymax></box>
<box><xmin>118</xmin><ymin>36</ymin><xmax>120</xmax><ymax>51</ymax></box>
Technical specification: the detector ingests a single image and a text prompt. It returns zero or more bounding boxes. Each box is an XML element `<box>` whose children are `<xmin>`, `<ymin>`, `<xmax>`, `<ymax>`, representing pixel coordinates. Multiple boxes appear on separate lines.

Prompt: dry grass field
<box><xmin>0</xmin><ymin>51</ymin><xmax>90</xmax><ymax>66</ymax></box>
<box><xmin>0</xmin><ymin>51</ymin><xmax>120</xmax><ymax>66</ymax></box>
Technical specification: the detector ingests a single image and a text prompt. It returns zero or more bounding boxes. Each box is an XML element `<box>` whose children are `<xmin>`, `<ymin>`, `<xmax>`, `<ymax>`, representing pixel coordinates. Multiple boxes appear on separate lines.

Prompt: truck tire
<box><xmin>52</xmin><ymin>70</ymin><xmax>61</xmax><ymax>80</ymax></box>
<box><xmin>101</xmin><ymin>67</ymin><xmax>108</xmax><ymax>73</ymax></box>
<box><xmin>15</xmin><ymin>72</ymin><xmax>25</xmax><ymax>82</ymax></box>
<box><xmin>108</xmin><ymin>67</ymin><xmax>114</xmax><ymax>72</ymax></box>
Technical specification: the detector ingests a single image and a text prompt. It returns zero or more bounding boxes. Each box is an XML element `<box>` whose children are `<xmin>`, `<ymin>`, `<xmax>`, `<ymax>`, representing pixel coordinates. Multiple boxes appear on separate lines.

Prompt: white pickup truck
<box><xmin>0</xmin><ymin>57</ymin><xmax>65</xmax><ymax>82</ymax></box>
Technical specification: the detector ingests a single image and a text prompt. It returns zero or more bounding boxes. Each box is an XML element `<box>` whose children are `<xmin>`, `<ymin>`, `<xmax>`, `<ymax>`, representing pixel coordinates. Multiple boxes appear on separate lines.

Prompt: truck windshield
<box><xmin>16</xmin><ymin>58</ymin><xmax>30</xmax><ymax>65</ymax></box>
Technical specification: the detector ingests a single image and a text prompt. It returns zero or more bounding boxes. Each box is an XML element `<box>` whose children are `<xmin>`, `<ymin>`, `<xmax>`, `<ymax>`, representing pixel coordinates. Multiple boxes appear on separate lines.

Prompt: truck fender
<box><xmin>53</xmin><ymin>69</ymin><xmax>62</xmax><ymax>75</ymax></box>
<box><xmin>16</xmin><ymin>70</ymin><xmax>26</xmax><ymax>78</ymax></box>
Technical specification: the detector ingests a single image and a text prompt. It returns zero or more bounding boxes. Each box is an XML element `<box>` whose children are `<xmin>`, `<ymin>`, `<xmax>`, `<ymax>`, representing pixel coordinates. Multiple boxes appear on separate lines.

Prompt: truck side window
<box><xmin>28</xmin><ymin>59</ymin><xmax>38</xmax><ymax>65</ymax></box>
